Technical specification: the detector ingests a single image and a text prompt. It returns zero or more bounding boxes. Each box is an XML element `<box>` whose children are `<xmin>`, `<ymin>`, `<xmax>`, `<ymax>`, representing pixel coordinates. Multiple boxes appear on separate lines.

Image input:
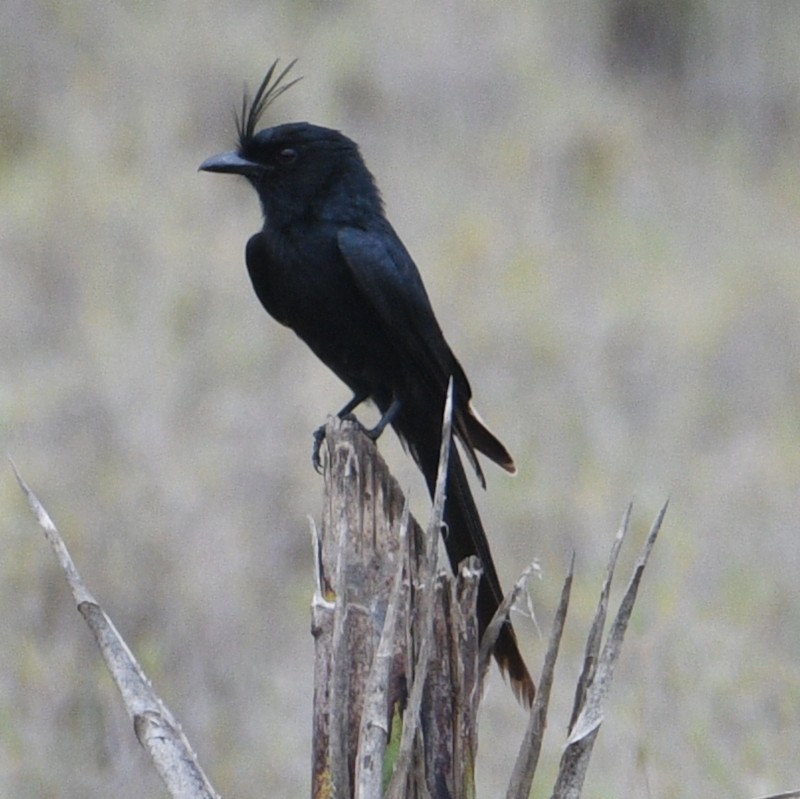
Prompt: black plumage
<box><xmin>200</xmin><ymin>61</ymin><xmax>534</xmax><ymax>704</ymax></box>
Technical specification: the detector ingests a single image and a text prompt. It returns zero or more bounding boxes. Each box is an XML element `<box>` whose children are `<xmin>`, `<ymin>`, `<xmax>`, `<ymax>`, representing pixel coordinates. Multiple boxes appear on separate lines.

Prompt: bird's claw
<box><xmin>313</xmin><ymin>411</ymin><xmax>386</xmax><ymax>474</ymax></box>
<box><xmin>339</xmin><ymin>411</ymin><xmax>362</xmax><ymax>428</ymax></box>
<box><xmin>312</xmin><ymin>425</ymin><xmax>327</xmax><ymax>474</ymax></box>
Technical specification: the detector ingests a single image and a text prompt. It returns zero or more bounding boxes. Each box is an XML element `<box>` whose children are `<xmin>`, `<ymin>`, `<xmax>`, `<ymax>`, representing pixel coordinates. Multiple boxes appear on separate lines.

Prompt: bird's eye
<box><xmin>276</xmin><ymin>148</ymin><xmax>297</xmax><ymax>165</ymax></box>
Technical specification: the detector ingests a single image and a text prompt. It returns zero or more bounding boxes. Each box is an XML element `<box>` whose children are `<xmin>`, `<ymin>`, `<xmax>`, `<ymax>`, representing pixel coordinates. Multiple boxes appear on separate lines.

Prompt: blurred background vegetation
<box><xmin>2</xmin><ymin>0</ymin><xmax>800</xmax><ymax>796</ymax></box>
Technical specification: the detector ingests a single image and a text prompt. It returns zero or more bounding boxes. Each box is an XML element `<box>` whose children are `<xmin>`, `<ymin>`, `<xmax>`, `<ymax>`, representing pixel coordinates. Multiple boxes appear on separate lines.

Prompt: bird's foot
<box><xmin>312</xmin><ymin>415</ymin><xmax>364</xmax><ymax>472</ymax></box>
<box><xmin>313</xmin><ymin>402</ymin><xmax>398</xmax><ymax>472</ymax></box>
<box><xmin>312</xmin><ymin>414</ymin><xmax>376</xmax><ymax>474</ymax></box>
<box><xmin>342</xmin><ymin>412</ymin><xmax>387</xmax><ymax>441</ymax></box>
<box><xmin>312</xmin><ymin>424</ymin><xmax>327</xmax><ymax>474</ymax></box>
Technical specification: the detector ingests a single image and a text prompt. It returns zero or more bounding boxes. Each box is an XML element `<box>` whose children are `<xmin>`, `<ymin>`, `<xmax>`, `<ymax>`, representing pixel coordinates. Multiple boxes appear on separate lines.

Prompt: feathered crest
<box><xmin>236</xmin><ymin>59</ymin><xmax>302</xmax><ymax>147</ymax></box>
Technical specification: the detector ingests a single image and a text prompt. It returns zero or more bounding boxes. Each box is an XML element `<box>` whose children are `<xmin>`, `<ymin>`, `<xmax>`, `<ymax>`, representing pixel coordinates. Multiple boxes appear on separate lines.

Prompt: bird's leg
<box><xmin>362</xmin><ymin>396</ymin><xmax>401</xmax><ymax>440</ymax></box>
<box><xmin>335</xmin><ymin>391</ymin><xmax>370</xmax><ymax>422</ymax></box>
<box><xmin>312</xmin><ymin>392</ymin><xmax>370</xmax><ymax>473</ymax></box>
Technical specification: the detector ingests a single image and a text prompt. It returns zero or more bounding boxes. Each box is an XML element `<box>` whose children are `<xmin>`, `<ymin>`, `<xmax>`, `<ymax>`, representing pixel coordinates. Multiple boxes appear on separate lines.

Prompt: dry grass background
<box><xmin>2</xmin><ymin>1</ymin><xmax>800</xmax><ymax>796</ymax></box>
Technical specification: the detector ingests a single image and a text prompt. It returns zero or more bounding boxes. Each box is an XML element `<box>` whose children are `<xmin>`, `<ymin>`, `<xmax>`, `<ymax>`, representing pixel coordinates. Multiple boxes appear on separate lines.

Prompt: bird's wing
<box><xmin>337</xmin><ymin>225</ymin><xmax>515</xmax><ymax>479</ymax></box>
<box><xmin>337</xmin><ymin>225</ymin><xmax>459</xmax><ymax>393</ymax></box>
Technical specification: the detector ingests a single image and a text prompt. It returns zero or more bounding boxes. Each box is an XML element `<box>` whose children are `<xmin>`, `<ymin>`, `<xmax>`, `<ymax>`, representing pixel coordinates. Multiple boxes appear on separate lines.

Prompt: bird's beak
<box><xmin>199</xmin><ymin>150</ymin><xmax>263</xmax><ymax>177</ymax></box>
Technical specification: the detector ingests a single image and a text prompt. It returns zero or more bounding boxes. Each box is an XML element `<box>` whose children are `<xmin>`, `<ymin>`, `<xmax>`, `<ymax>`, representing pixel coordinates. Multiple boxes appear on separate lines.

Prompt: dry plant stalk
<box><xmin>13</xmin><ymin>406</ymin><xmax>679</xmax><ymax>799</ymax></box>
<box><xmin>311</xmin><ymin>400</ymin><xmax>483</xmax><ymax>799</ymax></box>
<box><xmin>309</xmin><ymin>420</ymin><xmax>670</xmax><ymax>799</ymax></box>
<box><xmin>11</xmin><ymin>460</ymin><xmax>220</xmax><ymax>799</ymax></box>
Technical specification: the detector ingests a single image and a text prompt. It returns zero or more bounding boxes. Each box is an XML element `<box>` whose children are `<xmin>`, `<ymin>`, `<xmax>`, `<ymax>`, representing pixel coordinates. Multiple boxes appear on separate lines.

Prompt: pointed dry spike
<box><xmin>506</xmin><ymin>554</ymin><xmax>574</xmax><ymax>799</ymax></box>
<box><xmin>429</xmin><ymin>377</ymin><xmax>454</xmax><ymax>538</ymax></box>
<box><xmin>567</xmin><ymin>500</ymin><xmax>668</xmax><ymax>745</ymax></box>
<box><xmin>10</xmin><ymin>458</ymin><xmax>96</xmax><ymax>606</ymax></box>
<box><xmin>477</xmin><ymin>561</ymin><xmax>536</xmax><ymax>689</ymax></box>
<box><xmin>475</xmin><ymin>558</ymin><xmax>537</xmax><ymax>707</ymax></box>
<box><xmin>551</xmin><ymin>503</ymin><xmax>666</xmax><ymax>799</ymax></box>
<box><xmin>385</xmin><ymin>384</ymin><xmax>454</xmax><ymax>799</ymax></box>
<box><xmin>568</xmin><ymin>501</ymin><xmax>632</xmax><ymax>733</ymax></box>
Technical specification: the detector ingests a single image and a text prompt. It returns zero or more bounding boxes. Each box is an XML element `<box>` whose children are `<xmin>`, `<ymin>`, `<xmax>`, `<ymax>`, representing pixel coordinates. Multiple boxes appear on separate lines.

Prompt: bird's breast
<box><xmin>245</xmin><ymin>228</ymin><xmax>402</xmax><ymax>400</ymax></box>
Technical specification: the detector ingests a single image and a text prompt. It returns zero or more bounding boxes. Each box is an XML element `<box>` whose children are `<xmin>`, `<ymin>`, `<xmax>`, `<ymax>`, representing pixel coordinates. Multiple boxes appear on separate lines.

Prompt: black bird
<box><xmin>200</xmin><ymin>61</ymin><xmax>534</xmax><ymax>705</ymax></box>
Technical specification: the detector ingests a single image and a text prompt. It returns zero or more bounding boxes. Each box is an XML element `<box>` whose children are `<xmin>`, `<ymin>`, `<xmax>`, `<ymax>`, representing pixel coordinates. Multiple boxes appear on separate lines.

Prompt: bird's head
<box><xmin>200</xmin><ymin>61</ymin><xmax>381</xmax><ymax>225</ymax></box>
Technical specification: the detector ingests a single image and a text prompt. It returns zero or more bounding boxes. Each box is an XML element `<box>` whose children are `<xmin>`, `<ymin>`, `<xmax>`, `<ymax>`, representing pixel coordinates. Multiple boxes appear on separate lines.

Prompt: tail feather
<box><xmin>407</xmin><ymin>414</ymin><xmax>535</xmax><ymax>706</ymax></box>
<box><xmin>449</xmin><ymin>449</ymin><xmax>535</xmax><ymax>706</ymax></box>
<box><xmin>461</xmin><ymin>401</ymin><xmax>517</xmax><ymax>476</ymax></box>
